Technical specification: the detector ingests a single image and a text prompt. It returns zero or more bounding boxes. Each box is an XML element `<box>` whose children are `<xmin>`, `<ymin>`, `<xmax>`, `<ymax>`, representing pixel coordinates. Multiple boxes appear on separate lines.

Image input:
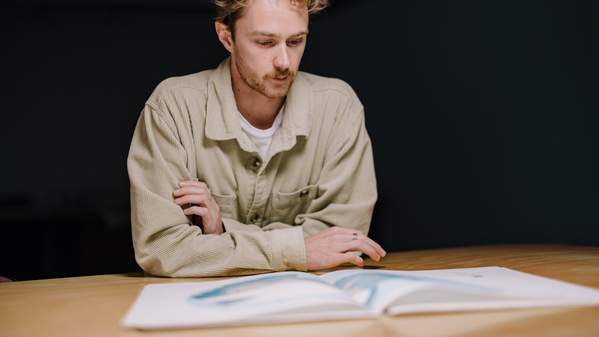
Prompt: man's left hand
<box><xmin>173</xmin><ymin>180</ymin><xmax>224</xmax><ymax>235</ymax></box>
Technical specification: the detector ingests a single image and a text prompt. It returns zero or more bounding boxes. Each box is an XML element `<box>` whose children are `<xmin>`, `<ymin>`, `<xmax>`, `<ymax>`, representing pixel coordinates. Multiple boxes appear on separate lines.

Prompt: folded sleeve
<box><xmin>127</xmin><ymin>104</ymin><xmax>306</xmax><ymax>277</ymax></box>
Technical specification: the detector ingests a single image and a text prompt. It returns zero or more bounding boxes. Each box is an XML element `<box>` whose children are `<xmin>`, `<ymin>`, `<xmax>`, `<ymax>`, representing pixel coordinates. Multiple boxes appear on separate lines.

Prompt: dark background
<box><xmin>3</xmin><ymin>0</ymin><xmax>598</xmax><ymax>280</ymax></box>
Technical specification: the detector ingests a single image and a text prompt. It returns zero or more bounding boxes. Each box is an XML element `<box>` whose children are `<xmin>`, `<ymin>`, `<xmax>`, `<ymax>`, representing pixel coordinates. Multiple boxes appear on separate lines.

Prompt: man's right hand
<box><xmin>305</xmin><ymin>227</ymin><xmax>386</xmax><ymax>270</ymax></box>
<box><xmin>173</xmin><ymin>180</ymin><xmax>224</xmax><ymax>235</ymax></box>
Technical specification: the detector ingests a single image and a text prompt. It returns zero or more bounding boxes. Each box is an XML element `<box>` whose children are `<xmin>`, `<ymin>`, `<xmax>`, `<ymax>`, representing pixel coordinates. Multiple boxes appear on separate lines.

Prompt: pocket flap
<box><xmin>211</xmin><ymin>192</ymin><xmax>237</xmax><ymax>213</ymax></box>
<box><xmin>273</xmin><ymin>184</ymin><xmax>319</xmax><ymax>210</ymax></box>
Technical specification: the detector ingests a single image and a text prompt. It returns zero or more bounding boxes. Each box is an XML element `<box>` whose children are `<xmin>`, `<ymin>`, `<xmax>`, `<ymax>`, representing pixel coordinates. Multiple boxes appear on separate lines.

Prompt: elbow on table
<box><xmin>133</xmin><ymin>243</ymin><xmax>240</xmax><ymax>278</ymax></box>
<box><xmin>133</xmin><ymin>244</ymin><xmax>190</xmax><ymax>277</ymax></box>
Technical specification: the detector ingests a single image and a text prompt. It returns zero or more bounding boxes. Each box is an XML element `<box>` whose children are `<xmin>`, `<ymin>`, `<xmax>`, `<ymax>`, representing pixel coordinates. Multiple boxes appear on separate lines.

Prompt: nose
<box><xmin>273</xmin><ymin>45</ymin><xmax>290</xmax><ymax>71</ymax></box>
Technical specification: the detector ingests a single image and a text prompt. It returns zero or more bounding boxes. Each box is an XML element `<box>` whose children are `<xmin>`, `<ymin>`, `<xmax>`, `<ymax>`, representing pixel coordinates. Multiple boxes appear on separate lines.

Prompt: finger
<box><xmin>341</xmin><ymin>230</ymin><xmax>387</xmax><ymax>258</ymax></box>
<box><xmin>330</xmin><ymin>227</ymin><xmax>364</xmax><ymax>239</ymax></box>
<box><xmin>174</xmin><ymin>194</ymin><xmax>210</xmax><ymax>206</ymax></box>
<box><xmin>342</xmin><ymin>239</ymin><xmax>381</xmax><ymax>262</ymax></box>
<box><xmin>183</xmin><ymin>206</ymin><xmax>208</xmax><ymax>216</ymax></box>
<box><xmin>333</xmin><ymin>233</ymin><xmax>361</xmax><ymax>243</ymax></box>
<box><xmin>173</xmin><ymin>186</ymin><xmax>210</xmax><ymax>197</ymax></box>
<box><xmin>326</xmin><ymin>226</ymin><xmax>357</xmax><ymax>238</ymax></box>
<box><xmin>358</xmin><ymin>234</ymin><xmax>387</xmax><ymax>257</ymax></box>
<box><xmin>371</xmin><ymin>241</ymin><xmax>387</xmax><ymax>258</ymax></box>
<box><xmin>340</xmin><ymin>252</ymin><xmax>364</xmax><ymax>267</ymax></box>
<box><xmin>178</xmin><ymin>180</ymin><xmax>209</xmax><ymax>189</ymax></box>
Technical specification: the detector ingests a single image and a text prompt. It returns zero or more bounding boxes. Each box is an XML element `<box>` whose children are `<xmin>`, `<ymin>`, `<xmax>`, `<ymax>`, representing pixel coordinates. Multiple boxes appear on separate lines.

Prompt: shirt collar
<box><xmin>205</xmin><ymin>58</ymin><xmax>312</xmax><ymax>150</ymax></box>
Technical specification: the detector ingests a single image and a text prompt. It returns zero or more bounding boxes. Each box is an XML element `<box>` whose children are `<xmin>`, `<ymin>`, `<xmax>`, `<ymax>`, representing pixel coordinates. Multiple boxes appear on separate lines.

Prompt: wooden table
<box><xmin>1</xmin><ymin>244</ymin><xmax>598</xmax><ymax>337</ymax></box>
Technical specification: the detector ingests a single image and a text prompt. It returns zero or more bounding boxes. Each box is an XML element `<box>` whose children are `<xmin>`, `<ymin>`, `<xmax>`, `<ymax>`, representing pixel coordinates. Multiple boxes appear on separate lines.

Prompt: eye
<box><xmin>256</xmin><ymin>40</ymin><xmax>275</xmax><ymax>47</ymax></box>
<box><xmin>287</xmin><ymin>39</ymin><xmax>304</xmax><ymax>47</ymax></box>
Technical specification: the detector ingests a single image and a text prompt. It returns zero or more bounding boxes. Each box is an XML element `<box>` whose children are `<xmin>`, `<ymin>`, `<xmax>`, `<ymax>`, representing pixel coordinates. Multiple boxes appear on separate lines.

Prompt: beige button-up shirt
<box><xmin>127</xmin><ymin>58</ymin><xmax>377</xmax><ymax>277</ymax></box>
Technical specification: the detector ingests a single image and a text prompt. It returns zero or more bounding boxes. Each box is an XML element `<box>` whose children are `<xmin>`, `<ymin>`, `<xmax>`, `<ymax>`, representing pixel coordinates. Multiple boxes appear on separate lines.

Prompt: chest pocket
<box><xmin>269</xmin><ymin>184</ymin><xmax>319</xmax><ymax>224</ymax></box>
<box><xmin>212</xmin><ymin>192</ymin><xmax>237</xmax><ymax>219</ymax></box>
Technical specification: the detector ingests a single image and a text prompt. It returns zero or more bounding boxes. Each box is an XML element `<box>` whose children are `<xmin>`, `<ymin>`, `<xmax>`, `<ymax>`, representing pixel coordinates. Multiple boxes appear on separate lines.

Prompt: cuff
<box><xmin>269</xmin><ymin>227</ymin><xmax>307</xmax><ymax>272</ymax></box>
<box><xmin>222</xmin><ymin>217</ymin><xmax>261</xmax><ymax>232</ymax></box>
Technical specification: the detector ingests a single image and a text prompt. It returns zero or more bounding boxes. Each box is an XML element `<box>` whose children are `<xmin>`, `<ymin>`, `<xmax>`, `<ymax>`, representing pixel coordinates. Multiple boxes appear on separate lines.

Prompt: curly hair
<box><xmin>214</xmin><ymin>0</ymin><xmax>330</xmax><ymax>34</ymax></box>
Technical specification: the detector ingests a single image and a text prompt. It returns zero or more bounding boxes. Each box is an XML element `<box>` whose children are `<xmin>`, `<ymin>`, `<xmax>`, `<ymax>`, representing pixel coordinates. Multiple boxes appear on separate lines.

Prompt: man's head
<box><xmin>215</xmin><ymin>0</ymin><xmax>329</xmax><ymax>99</ymax></box>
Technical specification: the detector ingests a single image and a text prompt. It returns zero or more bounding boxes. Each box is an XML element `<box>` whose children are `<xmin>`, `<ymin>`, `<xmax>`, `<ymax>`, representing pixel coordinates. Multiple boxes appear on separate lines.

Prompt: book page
<box><xmin>320</xmin><ymin>267</ymin><xmax>599</xmax><ymax>315</ymax></box>
<box><xmin>122</xmin><ymin>271</ymin><xmax>369</xmax><ymax>329</ymax></box>
<box><xmin>386</xmin><ymin>266</ymin><xmax>599</xmax><ymax>315</ymax></box>
<box><xmin>320</xmin><ymin>269</ymin><xmax>503</xmax><ymax>313</ymax></box>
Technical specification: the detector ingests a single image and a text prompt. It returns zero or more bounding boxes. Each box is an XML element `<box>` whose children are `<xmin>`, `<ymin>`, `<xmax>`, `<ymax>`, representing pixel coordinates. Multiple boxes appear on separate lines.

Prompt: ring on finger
<box><xmin>352</xmin><ymin>232</ymin><xmax>358</xmax><ymax>240</ymax></box>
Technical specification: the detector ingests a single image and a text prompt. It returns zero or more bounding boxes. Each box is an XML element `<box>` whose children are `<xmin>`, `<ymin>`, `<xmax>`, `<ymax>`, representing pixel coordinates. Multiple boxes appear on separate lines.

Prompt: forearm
<box><xmin>134</xmin><ymin>219</ymin><xmax>306</xmax><ymax>277</ymax></box>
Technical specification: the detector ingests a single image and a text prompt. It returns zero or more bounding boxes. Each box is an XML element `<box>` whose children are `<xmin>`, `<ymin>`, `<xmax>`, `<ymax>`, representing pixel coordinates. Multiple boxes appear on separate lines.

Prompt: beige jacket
<box><xmin>127</xmin><ymin>58</ymin><xmax>377</xmax><ymax>277</ymax></box>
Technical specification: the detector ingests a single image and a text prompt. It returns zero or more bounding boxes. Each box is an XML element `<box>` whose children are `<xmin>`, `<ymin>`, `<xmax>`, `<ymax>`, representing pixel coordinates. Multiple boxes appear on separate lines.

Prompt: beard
<box><xmin>234</xmin><ymin>55</ymin><xmax>296</xmax><ymax>99</ymax></box>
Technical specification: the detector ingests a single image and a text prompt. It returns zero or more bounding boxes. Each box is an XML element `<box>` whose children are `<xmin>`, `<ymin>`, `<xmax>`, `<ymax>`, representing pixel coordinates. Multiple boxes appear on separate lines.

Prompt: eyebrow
<box><xmin>250</xmin><ymin>31</ymin><xmax>309</xmax><ymax>38</ymax></box>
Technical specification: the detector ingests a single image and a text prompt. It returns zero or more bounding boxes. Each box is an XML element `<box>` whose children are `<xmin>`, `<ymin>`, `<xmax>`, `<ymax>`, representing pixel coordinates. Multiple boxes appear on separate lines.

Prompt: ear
<box><xmin>215</xmin><ymin>21</ymin><xmax>234</xmax><ymax>53</ymax></box>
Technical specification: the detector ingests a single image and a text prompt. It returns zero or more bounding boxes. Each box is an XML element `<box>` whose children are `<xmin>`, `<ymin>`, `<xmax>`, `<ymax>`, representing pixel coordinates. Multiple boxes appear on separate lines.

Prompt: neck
<box><xmin>230</xmin><ymin>62</ymin><xmax>284</xmax><ymax>130</ymax></box>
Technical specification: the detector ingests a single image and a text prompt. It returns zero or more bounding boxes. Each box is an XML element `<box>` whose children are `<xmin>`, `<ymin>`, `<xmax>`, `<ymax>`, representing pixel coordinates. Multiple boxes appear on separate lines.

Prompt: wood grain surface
<box><xmin>1</xmin><ymin>244</ymin><xmax>598</xmax><ymax>337</ymax></box>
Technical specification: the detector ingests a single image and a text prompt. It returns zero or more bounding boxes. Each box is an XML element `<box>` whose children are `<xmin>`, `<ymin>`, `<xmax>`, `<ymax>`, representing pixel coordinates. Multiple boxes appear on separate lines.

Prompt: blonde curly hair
<box><xmin>214</xmin><ymin>0</ymin><xmax>330</xmax><ymax>35</ymax></box>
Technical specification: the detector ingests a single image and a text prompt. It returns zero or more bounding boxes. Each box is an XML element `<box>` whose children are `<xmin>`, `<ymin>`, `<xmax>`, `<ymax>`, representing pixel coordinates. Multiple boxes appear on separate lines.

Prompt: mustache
<box><xmin>268</xmin><ymin>69</ymin><xmax>295</xmax><ymax>79</ymax></box>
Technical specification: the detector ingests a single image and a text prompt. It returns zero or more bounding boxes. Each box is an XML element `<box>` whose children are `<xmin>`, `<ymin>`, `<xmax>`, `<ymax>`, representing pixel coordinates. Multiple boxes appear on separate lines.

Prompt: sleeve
<box><xmin>127</xmin><ymin>103</ymin><xmax>305</xmax><ymax>277</ymax></box>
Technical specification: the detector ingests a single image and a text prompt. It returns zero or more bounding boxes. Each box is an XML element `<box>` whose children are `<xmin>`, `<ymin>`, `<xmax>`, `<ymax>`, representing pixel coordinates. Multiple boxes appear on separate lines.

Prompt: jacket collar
<box><xmin>205</xmin><ymin>58</ymin><xmax>311</xmax><ymax>154</ymax></box>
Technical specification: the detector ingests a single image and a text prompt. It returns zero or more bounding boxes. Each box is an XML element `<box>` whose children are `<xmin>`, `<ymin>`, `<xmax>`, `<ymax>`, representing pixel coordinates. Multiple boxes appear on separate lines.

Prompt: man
<box><xmin>127</xmin><ymin>0</ymin><xmax>385</xmax><ymax>277</ymax></box>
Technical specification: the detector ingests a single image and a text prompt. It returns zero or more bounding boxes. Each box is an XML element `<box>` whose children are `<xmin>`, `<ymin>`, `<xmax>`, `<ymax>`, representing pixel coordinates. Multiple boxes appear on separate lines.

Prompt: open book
<box><xmin>122</xmin><ymin>266</ymin><xmax>599</xmax><ymax>330</ymax></box>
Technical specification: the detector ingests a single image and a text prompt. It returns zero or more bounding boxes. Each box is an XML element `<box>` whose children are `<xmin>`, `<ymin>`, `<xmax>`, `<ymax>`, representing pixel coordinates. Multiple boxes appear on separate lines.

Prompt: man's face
<box><xmin>230</xmin><ymin>0</ymin><xmax>309</xmax><ymax>99</ymax></box>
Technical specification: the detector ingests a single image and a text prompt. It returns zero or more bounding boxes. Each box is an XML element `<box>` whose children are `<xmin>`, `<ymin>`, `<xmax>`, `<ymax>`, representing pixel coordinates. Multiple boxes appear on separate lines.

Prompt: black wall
<box><xmin>3</xmin><ymin>0</ymin><xmax>598</xmax><ymax>280</ymax></box>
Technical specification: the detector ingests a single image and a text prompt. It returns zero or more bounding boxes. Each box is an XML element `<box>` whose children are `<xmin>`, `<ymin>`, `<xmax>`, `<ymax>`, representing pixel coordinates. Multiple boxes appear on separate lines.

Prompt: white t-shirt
<box><xmin>238</xmin><ymin>109</ymin><xmax>283</xmax><ymax>160</ymax></box>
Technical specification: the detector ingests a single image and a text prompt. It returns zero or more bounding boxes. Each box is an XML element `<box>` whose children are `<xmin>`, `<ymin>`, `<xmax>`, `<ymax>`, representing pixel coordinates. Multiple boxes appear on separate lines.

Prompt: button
<box><xmin>250</xmin><ymin>214</ymin><xmax>262</xmax><ymax>224</ymax></box>
<box><xmin>251</xmin><ymin>157</ymin><xmax>261</xmax><ymax>170</ymax></box>
<box><xmin>300</xmin><ymin>189</ymin><xmax>309</xmax><ymax>197</ymax></box>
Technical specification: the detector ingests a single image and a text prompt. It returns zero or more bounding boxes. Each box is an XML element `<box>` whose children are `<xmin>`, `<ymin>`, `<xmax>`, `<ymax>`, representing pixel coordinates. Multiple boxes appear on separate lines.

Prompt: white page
<box><xmin>320</xmin><ymin>268</ymin><xmax>504</xmax><ymax>313</ymax></box>
<box><xmin>121</xmin><ymin>271</ymin><xmax>370</xmax><ymax>330</ymax></box>
<box><xmin>387</xmin><ymin>266</ymin><xmax>599</xmax><ymax>314</ymax></box>
<box><xmin>321</xmin><ymin>267</ymin><xmax>599</xmax><ymax>315</ymax></box>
